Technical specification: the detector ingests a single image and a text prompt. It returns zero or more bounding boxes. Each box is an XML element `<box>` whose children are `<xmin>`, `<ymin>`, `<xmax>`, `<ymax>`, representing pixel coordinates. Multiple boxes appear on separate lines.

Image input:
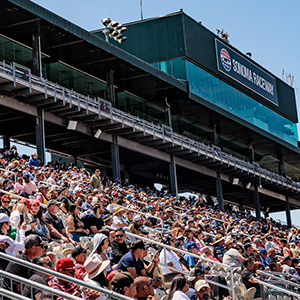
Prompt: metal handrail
<box><xmin>0</xmin><ymin>270</ymin><xmax>81</xmax><ymax>300</ymax></box>
<box><xmin>254</xmin><ymin>278</ymin><xmax>300</xmax><ymax>299</ymax></box>
<box><xmin>257</xmin><ymin>270</ymin><xmax>300</xmax><ymax>289</ymax></box>
<box><xmin>0</xmin><ymin>252</ymin><xmax>132</xmax><ymax>300</ymax></box>
<box><xmin>1</xmin><ymin>60</ymin><xmax>299</xmax><ymax>194</ymax></box>
<box><xmin>0</xmin><ymin>288</ymin><xmax>31</xmax><ymax>300</ymax></box>
<box><xmin>0</xmin><ymin>167</ymin><xmax>17</xmax><ymax>183</ymax></box>
<box><xmin>106</xmin><ymin>225</ymin><xmax>235</xmax><ymax>299</ymax></box>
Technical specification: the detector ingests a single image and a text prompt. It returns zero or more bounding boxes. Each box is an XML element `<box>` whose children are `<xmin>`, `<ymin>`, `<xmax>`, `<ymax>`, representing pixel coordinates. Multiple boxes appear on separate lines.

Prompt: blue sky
<box><xmin>25</xmin><ymin>0</ymin><xmax>300</xmax><ymax>224</ymax></box>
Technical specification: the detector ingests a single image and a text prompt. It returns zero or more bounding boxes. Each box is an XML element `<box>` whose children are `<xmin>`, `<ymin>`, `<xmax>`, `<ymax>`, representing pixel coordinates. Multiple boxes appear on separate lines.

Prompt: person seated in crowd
<box><xmin>223</xmin><ymin>243</ymin><xmax>245</xmax><ymax>268</ymax></box>
<box><xmin>111</xmin><ymin>227</ymin><xmax>129</xmax><ymax>265</ymax></box>
<box><xmin>241</xmin><ymin>258</ymin><xmax>261</xmax><ymax>298</ymax></box>
<box><xmin>282</xmin><ymin>255</ymin><xmax>299</xmax><ymax>277</ymax></box>
<box><xmin>213</xmin><ymin>234</ymin><xmax>225</xmax><ymax>262</ymax></box>
<box><xmin>135</xmin><ymin>276</ymin><xmax>155</xmax><ymax>300</ymax></box>
<box><xmin>167</xmin><ymin>274</ymin><xmax>190</xmax><ymax>300</ymax></box>
<box><xmin>259</xmin><ymin>248</ymin><xmax>269</xmax><ymax>268</ymax></box>
<box><xmin>71</xmin><ymin>245</ymin><xmax>87</xmax><ymax>279</ymax></box>
<box><xmin>112</xmin><ymin>206</ymin><xmax>128</xmax><ymax>228</ymax></box>
<box><xmin>0</xmin><ymin>194</ymin><xmax>12</xmax><ymax>216</ymax></box>
<box><xmin>23</xmin><ymin>254</ymin><xmax>54</xmax><ymax>300</ymax></box>
<box><xmin>111</xmin><ymin>271</ymin><xmax>137</xmax><ymax>298</ymax></box>
<box><xmin>266</xmin><ymin>247</ymin><xmax>277</xmax><ymax>265</ymax></box>
<box><xmin>159</xmin><ymin>237</ymin><xmax>184</xmax><ymax>283</ymax></box>
<box><xmin>67</xmin><ymin>204</ymin><xmax>89</xmax><ymax>242</ymax></box>
<box><xmin>10</xmin><ymin>199</ymin><xmax>38</xmax><ymax>234</ymax></box>
<box><xmin>117</xmin><ymin>240</ymin><xmax>148</xmax><ymax>278</ymax></box>
<box><xmin>14</xmin><ymin>176</ymin><xmax>25</xmax><ymax>195</ymax></box>
<box><xmin>128</xmin><ymin>215</ymin><xmax>145</xmax><ymax>235</ymax></box>
<box><xmin>23</xmin><ymin>173</ymin><xmax>37</xmax><ymax>196</ymax></box>
<box><xmin>48</xmin><ymin>257</ymin><xmax>82</xmax><ymax>297</ymax></box>
<box><xmin>184</xmin><ymin>241</ymin><xmax>200</xmax><ymax>268</ymax></box>
<box><xmin>29</xmin><ymin>153</ymin><xmax>39</xmax><ymax>167</ymax></box>
<box><xmin>82</xmin><ymin>204</ymin><xmax>104</xmax><ymax>235</ymax></box>
<box><xmin>194</xmin><ymin>279</ymin><xmax>212</xmax><ymax>300</ymax></box>
<box><xmin>44</xmin><ymin>200</ymin><xmax>76</xmax><ymax>245</ymax></box>
<box><xmin>3</xmin><ymin>234</ymin><xmax>45</xmax><ymax>293</ymax></box>
<box><xmin>82</xmin><ymin>195</ymin><xmax>93</xmax><ymax>212</ymax></box>
<box><xmin>89</xmin><ymin>233</ymin><xmax>111</xmax><ymax>272</ymax></box>
<box><xmin>29</xmin><ymin>199</ymin><xmax>50</xmax><ymax>240</ymax></box>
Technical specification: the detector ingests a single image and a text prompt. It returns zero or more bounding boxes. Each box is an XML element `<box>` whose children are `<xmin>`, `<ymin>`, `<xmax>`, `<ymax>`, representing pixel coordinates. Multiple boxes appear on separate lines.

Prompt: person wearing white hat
<box><xmin>128</xmin><ymin>215</ymin><xmax>144</xmax><ymax>235</ymax></box>
<box><xmin>194</xmin><ymin>279</ymin><xmax>211</xmax><ymax>300</ymax></box>
<box><xmin>89</xmin><ymin>233</ymin><xmax>111</xmax><ymax>272</ymax></box>
<box><xmin>0</xmin><ymin>213</ymin><xmax>26</xmax><ymax>257</ymax></box>
<box><xmin>82</xmin><ymin>255</ymin><xmax>110</xmax><ymax>300</ymax></box>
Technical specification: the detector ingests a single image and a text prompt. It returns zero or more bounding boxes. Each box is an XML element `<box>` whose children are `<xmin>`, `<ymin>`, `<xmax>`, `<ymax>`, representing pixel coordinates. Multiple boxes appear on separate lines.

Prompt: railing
<box><xmin>0</xmin><ymin>168</ymin><xmax>17</xmax><ymax>183</ymax></box>
<box><xmin>106</xmin><ymin>225</ymin><xmax>236</xmax><ymax>299</ymax></box>
<box><xmin>1</xmin><ymin>60</ymin><xmax>299</xmax><ymax>194</ymax></box>
<box><xmin>0</xmin><ymin>252</ymin><xmax>132</xmax><ymax>300</ymax></box>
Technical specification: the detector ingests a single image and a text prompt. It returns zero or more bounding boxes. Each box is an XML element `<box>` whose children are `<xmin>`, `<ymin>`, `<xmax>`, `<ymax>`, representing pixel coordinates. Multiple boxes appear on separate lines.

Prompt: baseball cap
<box><xmin>259</xmin><ymin>248</ymin><xmax>267</xmax><ymax>255</ymax></box>
<box><xmin>47</xmin><ymin>200</ymin><xmax>59</xmax><ymax>208</ymax></box>
<box><xmin>71</xmin><ymin>245</ymin><xmax>87</xmax><ymax>258</ymax></box>
<box><xmin>0</xmin><ymin>213</ymin><xmax>10</xmax><ymax>224</ymax></box>
<box><xmin>20</xmin><ymin>198</ymin><xmax>32</xmax><ymax>210</ymax></box>
<box><xmin>56</xmin><ymin>257</ymin><xmax>75</xmax><ymax>271</ymax></box>
<box><xmin>133</xmin><ymin>215</ymin><xmax>143</xmax><ymax>222</ymax></box>
<box><xmin>131</xmin><ymin>240</ymin><xmax>145</xmax><ymax>250</ymax></box>
<box><xmin>187</xmin><ymin>241</ymin><xmax>200</xmax><ymax>250</ymax></box>
<box><xmin>111</xmin><ymin>272</ymin><xmax>135</xmax><ymax>291</ymax></box>
<box><xmin>24</xmin><ymin>234</ymin><xmax>44</xmax><ymax>249</ymax></box>
<box><xmin>195</xmin><ymin>279</ymin><xmax>210</xmax><ymax>291</ymax></box>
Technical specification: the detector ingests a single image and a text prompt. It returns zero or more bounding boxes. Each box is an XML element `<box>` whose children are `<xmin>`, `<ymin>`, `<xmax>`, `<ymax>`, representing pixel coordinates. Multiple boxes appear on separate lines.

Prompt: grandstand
<box><xmin>0</xmin><ymin>2</ymin><xmax>300</xmax><ymax>298</ymax></box>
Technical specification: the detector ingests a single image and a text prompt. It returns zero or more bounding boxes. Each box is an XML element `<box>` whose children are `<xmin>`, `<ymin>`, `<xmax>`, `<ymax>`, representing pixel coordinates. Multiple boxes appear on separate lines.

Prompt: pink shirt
<box><xmin>23</xmin><ymin>181</ymin><xmax>37</xmax><ymax>195</ymax></box>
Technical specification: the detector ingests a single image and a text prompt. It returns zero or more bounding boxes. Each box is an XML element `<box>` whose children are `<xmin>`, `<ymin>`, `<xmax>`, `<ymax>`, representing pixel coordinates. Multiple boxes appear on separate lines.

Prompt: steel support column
<box><xmin>254</xmin><ymin>186</ymin><xmax>261</xmax><ymax>218</ymax></box>
<box><xmin>285</xmin><ymin>196</ymin><xmax>292</xmax><ymax>228</ymax></box>
<box><xmin>35</xmin><ymin>108</ymin><xmax>45</xmax><ymax>164</ymax></box>
<box><xmin>248</xmin><ymin>143</ymin><xmax>255</xmax><ymax>163</ymax></box>
<box><xmin>278</xmin><ymin>157</ymin><xmax>286</xmax><ymax>177</ymax></box>
<box><xmin>32</xmin><ymin>33</ymin><xmax>42</xmax><ymax>77</ymax></box>
<box><xmin>111</xmin><ymin>135</ymin><xmax>120</xmax><ymax>180</ymax></box>
<box><xmin>3</xmin><ymin>135</ymin><xmax>10</xmax><ymax>151</ymax></box>
<box><xmin>216</xmin><ymin>172</ymin><xmax>224</xmax><ymax>210</ymax></box>
<box><xmin>106</xmin><ymin>70</ymin><xmax>116</xmax><ymax>107</ymax></box>
<box><xmin>169</xmin><ymin>156</ymin><xmax>178</xmax><ymax>197</ymax></box>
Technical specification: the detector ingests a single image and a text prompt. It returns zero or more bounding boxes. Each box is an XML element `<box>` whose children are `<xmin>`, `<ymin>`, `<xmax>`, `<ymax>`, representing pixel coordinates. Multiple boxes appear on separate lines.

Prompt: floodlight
<box><xmin>116</xmin><ymin>24</ymin><xmax>123</xmax><ymax>30</ymax></box>
<box><xmin>117</xmin><ymin>26</ymin><xmax>127</xmax><ymax>33</ymax></box>
<box><xmin>101</xmin><ymin>18</ymin><xmax>111</xmax><ymax>26</ymax></box>
<box><xmin>114</xmin><ymin>33</ymin><xmax>124</xmax><ymax>41</ymax></box>
<box><xmin>110</xmin><ymin>21</ymin><xmax>119</xmax><ymax>28</ymax></box>
<box><xmin>232</xmin><ymin>178</ymin><xmax>239</xmax><ymax>185</ymax></box>
<box><xmin>111</xmin><ymin>31</ymin><xmax>119</xmax><ymax>37</ymax></box>
<box><xmin>103</xmin><ymin>27</ymin><xmax>114</xmax><ymax>36</ymax></box>
<box><xmin>246</xmin><ymin>182</ymin><xmax>251</xmax><ymax>189</ymax></box>
<box><xmin>94</xmin><ymin>129</ymin><xmax>102</xmax><ymax>139</ymax></box>
<box><xmin>118</xmin><ymin>36</ymin><xmax>128</xmax><ymax>43</ymax></box>
<box><xmin>67</xmin><ymin>120</ymin><xmax>77</xmax><ymax>130</ymax></box>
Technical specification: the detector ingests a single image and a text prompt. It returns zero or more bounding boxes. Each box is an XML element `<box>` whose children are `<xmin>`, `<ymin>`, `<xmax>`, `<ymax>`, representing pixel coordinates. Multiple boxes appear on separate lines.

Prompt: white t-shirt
<box><xmin>159</xmin><ymin>248</ymin><xmax>183</xmax><ymax>275</ymax></box>
<box><xmin>172</xmin><ymin>291</ymin><xmax>190</xmax><ymax>300</ymax></box>
<box><xmin>223</xmin><ymin>248</ymin><xmax>243</xmax><ymax>268</ymax></box>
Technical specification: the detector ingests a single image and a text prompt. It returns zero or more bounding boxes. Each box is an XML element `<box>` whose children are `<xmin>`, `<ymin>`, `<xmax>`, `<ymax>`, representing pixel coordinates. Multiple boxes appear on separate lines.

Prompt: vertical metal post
<box><xmin>285</xmin><ymin>196</ymin><xmax>292</xmax><ymax>228</ymax></box>
<box><xmin>36</xmin><ymin>108</ymin><xmax>46</xmax><ymax>164</ymax></box>
<box><xmin>216</xmin><ymin>172</ymin><xmax>224</xmax><ymax>211</ymax></box>
<box><xmin>169</xmin><ymin>156</ymin><xmax>178</xmax><ymax>197</ymax></box>
<box><xmin>254</xmin><ymin>186</ymin><xmax>261</xmax><ymax>218</ymax></box>
<box><xmin>32</xmin><ymin>33</ymin><xmax>42</xmax><ymax>77</ymax></box>
<box><xmin>111</xmin><ymin>135</ymin><xmax>121</xmax><ymax>181</ymax></box>
<box><xmin>106</xmin><ymin>70</ymin><xmax>116</xmax><ymax>107</ymax></box>
<box><xmin>248</xmin><ymin>142</ymin><xmax>255</xmax><ymax>163</ymax></box>
<box><xmin>3</xmin><ymin>135</ymin><xmax>10</xmax><ymax>151</ymax></box>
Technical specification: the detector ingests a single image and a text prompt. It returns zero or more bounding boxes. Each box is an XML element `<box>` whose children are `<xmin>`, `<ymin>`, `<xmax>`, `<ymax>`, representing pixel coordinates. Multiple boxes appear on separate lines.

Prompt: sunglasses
<box><xmin>115</xmin><ymin>234</ymin><xmax>124</xmax><ymax>238</ymax></box>
<box><xmin>44</xmin><ymin>261</ymin><xmax>54</xmax><ymax>267</ymax></box>
<box><xmin>2</xmin><ymin>201</ymin><xmax>10</xmax><ymax>204</ymax></box>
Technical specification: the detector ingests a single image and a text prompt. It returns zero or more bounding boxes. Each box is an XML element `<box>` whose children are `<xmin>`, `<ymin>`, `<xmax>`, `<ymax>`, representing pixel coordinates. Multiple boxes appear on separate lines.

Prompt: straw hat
<box><xmin>213</xmin><ymin>234</ymin><xmax>225</xmax><ymax>244</ymax></box>
<box><xmin>83</xmin><ymin>255</ymin><xmax>110</xmax><ymax>280</ymax></box>
<box><xmin>113</xmin><ymin>206</ymin><xmax>123</xmax><ymax>215</ymax></box>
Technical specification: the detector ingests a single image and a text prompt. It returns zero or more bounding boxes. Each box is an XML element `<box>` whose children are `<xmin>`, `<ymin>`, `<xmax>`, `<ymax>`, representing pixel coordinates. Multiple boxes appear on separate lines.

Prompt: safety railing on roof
<box><xmin>106</xmin><ymin>225</ymin><xmax>236</xmax><ymax>299</ymax></box>
<box><xmin>0</xmin><ymin>168</ymin><xmax>17</xmax><ymax>183</ymax></box>
<box><xmin>0</xmin><ymin>252</ymin><xmax>133</xmax><ymax>300</ymax></box>
<box><xmin>1</xmin><ymin>60</ymin><xmax>300</xmax><ymax>194</ymax></box>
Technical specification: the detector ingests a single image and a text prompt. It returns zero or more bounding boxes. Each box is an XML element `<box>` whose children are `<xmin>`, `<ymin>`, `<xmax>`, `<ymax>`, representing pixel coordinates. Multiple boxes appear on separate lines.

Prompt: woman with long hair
<box><xmin>67</xmin><ymin>204</ymin><xmax>89</xmax><ymax>242</ymax></box>
<box><xmin>10</xmin><ymin>199</ymin><xmax>37</xmax><ymax>235</ymax></box>
<box><xmin>29</xmin><ymin>199</ymin><xmax>50</xmax><ymax>240</ymax></box>
<box><xmin>167</xmin><ymin>274</ymin><xmax>190</xmax><ymax>300</ymax></box>
<box><xmin>90</xmin><ymin>233</ymin><xmax>111</xmax><ymax>272</ymax></box>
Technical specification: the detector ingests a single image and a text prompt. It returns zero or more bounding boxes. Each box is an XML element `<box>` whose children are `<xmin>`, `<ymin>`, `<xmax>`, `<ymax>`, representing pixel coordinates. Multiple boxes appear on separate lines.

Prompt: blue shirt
<box><xmin>117</xmin><ymin>251</ymin><xmax>145</xmax><ymax>276</ymax></box>
<box><xmin>82</xmin><ymin>201</ymin><xmax>93</xmax><ymax>212</ymax></box>
<box><xmin>184</xmin><ymin>254</ymin><xmax>196</xmax><ymax>267</ymax></box>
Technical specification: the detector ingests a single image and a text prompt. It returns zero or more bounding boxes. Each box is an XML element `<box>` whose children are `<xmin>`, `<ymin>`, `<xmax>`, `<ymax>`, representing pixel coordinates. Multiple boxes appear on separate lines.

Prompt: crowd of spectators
<box><xmin>0</xmin><ymin>145</ymin><xmax>299</xmax><ymax>299</ymax></box>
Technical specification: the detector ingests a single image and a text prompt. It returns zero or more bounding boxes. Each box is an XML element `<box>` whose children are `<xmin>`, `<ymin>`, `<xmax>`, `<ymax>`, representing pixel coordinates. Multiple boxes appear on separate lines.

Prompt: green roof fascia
<box><xmin>8</xmin><ymin>0</ymin><xmax>187</xmax><ymax>93</ymax></box>
<box><xmin>189</xmin><ymin>92</ymin><xmax>300</xmax><ymax>155</ymax></box>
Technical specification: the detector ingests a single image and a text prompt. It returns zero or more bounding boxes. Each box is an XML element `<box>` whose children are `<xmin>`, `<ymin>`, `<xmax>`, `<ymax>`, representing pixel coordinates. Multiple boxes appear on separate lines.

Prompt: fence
<box><xmin>0</xmin><ymin>252</ymin><xmax>132</xmax><ymax>300</ymax></box>
<box><xmin>0</xmin><ymin>60</ymin><xmax>299</xmax><ymax>195</ymax></box>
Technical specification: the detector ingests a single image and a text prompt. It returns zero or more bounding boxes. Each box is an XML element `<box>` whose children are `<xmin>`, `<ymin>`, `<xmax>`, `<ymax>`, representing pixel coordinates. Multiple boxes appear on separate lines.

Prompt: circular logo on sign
<box><xmin>220</xmin><ymin>48</ymin><xmax>231</xmax><ymax>72</ymax></box>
